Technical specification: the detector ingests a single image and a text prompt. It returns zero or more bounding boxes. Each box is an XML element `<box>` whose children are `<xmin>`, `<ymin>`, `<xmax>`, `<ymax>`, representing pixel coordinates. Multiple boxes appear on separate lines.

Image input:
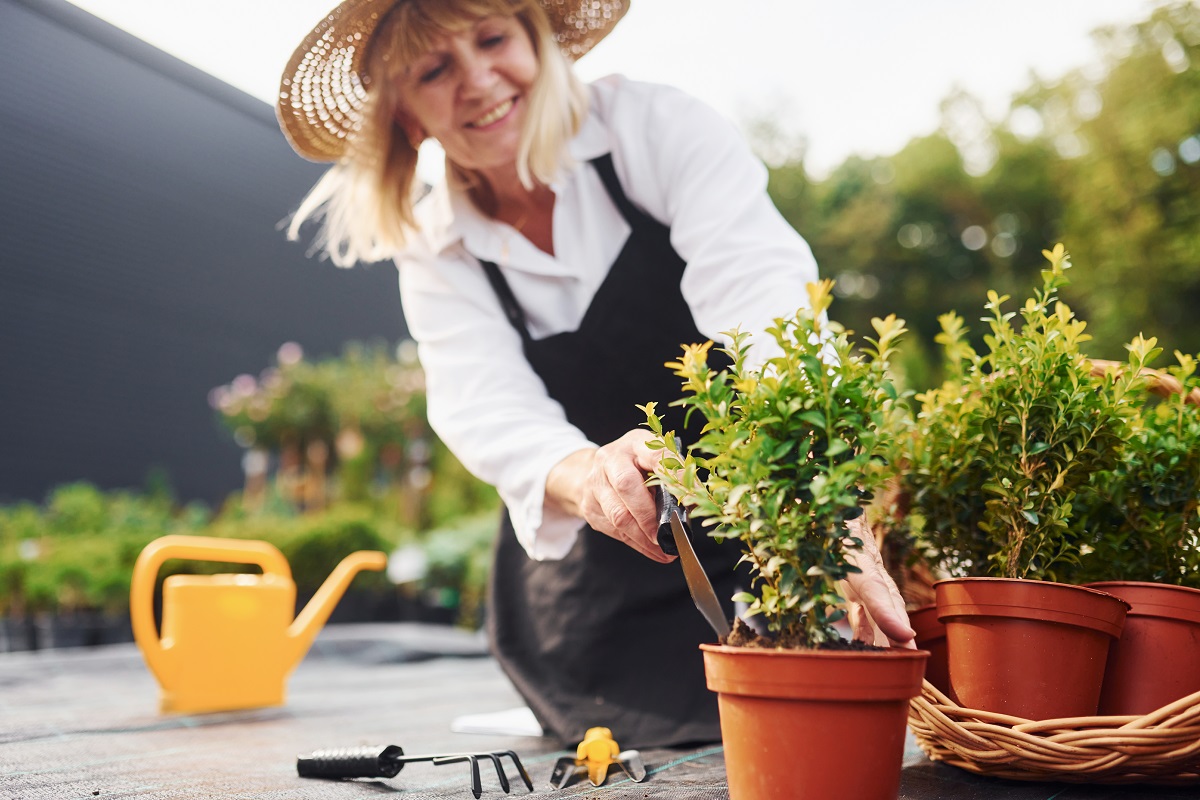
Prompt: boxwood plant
<box><xmin>642</xmin><ymin>280</ymin><xmax>907</xmax><ymax>648</ymax></box>
<box><xmin>1069</xmin><ymin>351</ymin><xmax>1200</xmax><ymax>587</ymax></box>
<box><xmin>903</xmin><ymin>245</ymin><xmax>1155</xmax><ymax>581</ymax></box>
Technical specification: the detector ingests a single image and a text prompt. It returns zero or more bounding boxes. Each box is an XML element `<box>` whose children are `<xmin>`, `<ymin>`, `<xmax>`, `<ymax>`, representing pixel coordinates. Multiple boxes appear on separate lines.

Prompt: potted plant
<box><xmin>900</xmin><ymin>244</ymin><xmax>1152</xmax><ymax>720</ymax></box>
<box><xmin>1067</xmin><ymin>352</ymin><xmax>1200</xmax><ymax>714</ymax></box>
<box><xmin>643</xmin><ymin>280</ymin><xmax>927</xmax><ymax>800</ymax></box>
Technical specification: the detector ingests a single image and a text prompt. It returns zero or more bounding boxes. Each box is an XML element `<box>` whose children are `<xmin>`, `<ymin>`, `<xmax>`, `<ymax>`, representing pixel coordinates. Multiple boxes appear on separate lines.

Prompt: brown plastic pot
<box><xmin>1085</xmin><ymin>581</ymin><xmax>1200</xmax><ymax>716</ymax></box>
<box><xmin>701</xmin><ymin>643</ymin><xmax>928</xmax><ymax>800</ymax></box>
<box><xmin>935</xmin><ymin>577</ymin><xmax>1129</xmax><ymax>720</ymax></box>
<box><xmin>909</xmin><ymin>603</ymin><xmax>951</xmax><ymax>699</ymax></box>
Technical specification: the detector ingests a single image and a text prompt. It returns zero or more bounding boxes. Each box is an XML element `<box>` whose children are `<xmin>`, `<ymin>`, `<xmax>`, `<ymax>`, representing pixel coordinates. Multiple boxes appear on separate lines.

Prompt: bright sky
<box><xmin>68</xmin><ymin>0</ymin><xmax>1166</xmax><ymax>178</ymax></box>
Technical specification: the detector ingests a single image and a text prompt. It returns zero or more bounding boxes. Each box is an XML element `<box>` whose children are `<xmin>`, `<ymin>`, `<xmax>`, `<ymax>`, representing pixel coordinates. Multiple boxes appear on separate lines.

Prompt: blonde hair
<box><xmin>287</xmin><ymin>0</ymin><xmax>589</xmax><ymax>267</ymax></box>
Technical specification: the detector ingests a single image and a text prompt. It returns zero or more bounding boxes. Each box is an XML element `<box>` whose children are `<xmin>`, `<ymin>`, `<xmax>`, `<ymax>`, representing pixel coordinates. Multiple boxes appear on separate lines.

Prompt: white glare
<box><xmin>961</xmin><ymin>225</ymin><xmax>988</xmax><ymax>251</ymax></box>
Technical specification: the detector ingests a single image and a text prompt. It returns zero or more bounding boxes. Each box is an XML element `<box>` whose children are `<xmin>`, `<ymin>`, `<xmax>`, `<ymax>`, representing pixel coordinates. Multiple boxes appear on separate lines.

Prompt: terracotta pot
<box><xmin>1085</xmin><ymin>581</ymin><xmax>1200</xmax><ymax>716</ymax></box>
<box><xmin>909</xmin><ymin>604</ymin><xmax>952</xmax><ymax>699</ymax></box>
<box><xmin>701</xmin><ymin>643</ymin><xmax>928</xmax><ymax>800</ymax></box>
<box><xmin>935</xmin><ymin>577</ymin><xmax>1129</xmax><ymax>720</ymax></box>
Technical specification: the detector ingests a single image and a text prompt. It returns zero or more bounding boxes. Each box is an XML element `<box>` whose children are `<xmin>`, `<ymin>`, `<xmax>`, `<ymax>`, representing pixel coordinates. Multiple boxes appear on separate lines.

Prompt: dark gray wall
<box><xmin>1</xmin><ymin>0</ymin><xmax>406</xmax><ymax>505</ymax></box>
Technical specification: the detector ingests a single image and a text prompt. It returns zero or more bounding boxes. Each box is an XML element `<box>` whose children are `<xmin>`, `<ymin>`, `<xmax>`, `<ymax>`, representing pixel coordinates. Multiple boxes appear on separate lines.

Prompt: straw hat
<box><xmin>277</xmin><ymin>0</ymin><xmax>630</xmax><ymax>162</ymax></box>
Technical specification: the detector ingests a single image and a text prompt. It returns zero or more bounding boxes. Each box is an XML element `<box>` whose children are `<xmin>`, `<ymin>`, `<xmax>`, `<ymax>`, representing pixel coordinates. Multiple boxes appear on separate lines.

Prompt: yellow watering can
<box><xmin>131</xmin><ymin>534</ymin><xmax>388</xmax><ymax>714</ymax></box>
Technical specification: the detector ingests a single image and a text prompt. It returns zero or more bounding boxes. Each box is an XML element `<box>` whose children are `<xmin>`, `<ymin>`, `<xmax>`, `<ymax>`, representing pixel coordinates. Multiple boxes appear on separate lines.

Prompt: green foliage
<box><xmin>1070</xmin><ymin>352</ymin><xmax>1200</xmax><ymax>586</ymax></box>
<box><xmin>3</xmin><ymin>343</ymin><xmax>501</xmax><ymax>625</ymax></box>
<box><xmin>1037</xmin><ymin>2</ymin><xmax>1200</xmax><ymax>355</ymax></box>
<box><xmin>761</xmin><ymin>2</ymin><xmax>1200</xmax><ymax>389</ymax></box>
<box><xmin>0</xmin><ymin>485</ymin><xmax>211</xmax><ymax>615</ymax></box>
<box><xmin>212</xmin><ymin>342</ymin><xmax>426</xmax><ymax>454</ymax></box>
<box><xmin>418</xmin><ymin>512</ymin><xmax>499</xmax><ymax>629</ymax></box>
<box><xmin>903</xmin><ymin>246</ymin><xmax>1152</xmax><ymax>580</ymax></box>
<box><xmin>215</xmin><ymin>357</ymin><xmax>335</xmax><ymax>451</ymax></box>
<box><xmin>644</xmin><ymin>280</ymin><xmax>907</xmax><ymax>647</ymax></box>
<box><xmin>277</xmin><ymin>510</ymin><xmax>393</xmax><ymax>594</ymax></box>
<box><xmin>211</xmin><ymin>340</ymin><xmax>496</xmax><ymax>529</ymax></box>
<box><xmin>211</xmin><ymin>341</ymin><xmax>424</xmax><ymax>491</ymax></box>
<box><xmin>0</xmin><ymin>480</ymin><xmax>501</xmax><ymax>627</ymax></box>
<box><xmin>423</xmin><ymin>442</ymin><xmax>500</xmax><ymax>530</ymax></box>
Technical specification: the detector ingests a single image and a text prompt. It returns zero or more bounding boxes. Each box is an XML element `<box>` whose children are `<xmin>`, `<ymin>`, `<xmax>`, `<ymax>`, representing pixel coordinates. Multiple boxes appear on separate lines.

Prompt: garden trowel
<box><xmin>654</xmin><ymin>487</ymin><xmax>731</xmax><ymax>640</ymax></box>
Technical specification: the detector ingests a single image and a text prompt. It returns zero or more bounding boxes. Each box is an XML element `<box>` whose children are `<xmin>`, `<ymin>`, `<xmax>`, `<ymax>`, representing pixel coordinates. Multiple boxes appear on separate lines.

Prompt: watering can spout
<box><xmin>287</xmin><ymin>550</ymin><xmax>389</xmax><ymax>662</ymax></box>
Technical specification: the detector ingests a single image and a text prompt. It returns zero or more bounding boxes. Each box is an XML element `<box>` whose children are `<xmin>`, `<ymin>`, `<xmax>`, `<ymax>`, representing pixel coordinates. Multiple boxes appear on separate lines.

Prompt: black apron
<box><xmin>479</xmin><ymin>154</ymin><xmax>741</xmax><ymax>748</ymax></box>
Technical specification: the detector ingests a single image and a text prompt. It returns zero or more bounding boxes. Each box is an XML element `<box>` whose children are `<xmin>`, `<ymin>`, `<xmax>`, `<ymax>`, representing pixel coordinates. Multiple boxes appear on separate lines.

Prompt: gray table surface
<box><xmin>2</xmin><ymin>623</ymin><xmax>1196</xmax><ymax>799</ymax></box>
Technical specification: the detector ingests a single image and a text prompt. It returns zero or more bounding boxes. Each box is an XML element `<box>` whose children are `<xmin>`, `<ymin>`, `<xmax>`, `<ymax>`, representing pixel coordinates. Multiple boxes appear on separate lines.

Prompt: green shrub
<box><xmin>901</xmin><ymin>245</ymin><xmax>1155</xmax><ymax>581</ymax></box>
<box><xmin>1070</xmin><ymin>353</ymin><xmax>1200</xmax><ymax>586</ymax></box>
<box><xmin>646</xmin><ymin>280</ymin><xmax>907</xmax><ymax>647</ymax></box>
<box><xmin>282</xmin><ymin>510</ymin><xmax>394</xmax><ymax>593</ymax></box>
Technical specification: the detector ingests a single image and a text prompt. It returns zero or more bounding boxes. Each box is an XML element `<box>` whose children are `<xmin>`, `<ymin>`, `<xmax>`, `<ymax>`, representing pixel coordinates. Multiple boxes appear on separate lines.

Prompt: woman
<box><xmin>277</xmin><ymin>0</ymin><xmax>914</xmax><ymax>747</ymax></box>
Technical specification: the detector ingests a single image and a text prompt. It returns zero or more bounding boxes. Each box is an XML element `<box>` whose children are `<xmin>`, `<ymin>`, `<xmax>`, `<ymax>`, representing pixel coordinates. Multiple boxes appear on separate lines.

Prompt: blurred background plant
<box><xmin>0</xmin><ymin>340</ymin><xmax>500</xmax><ymax>649</ymax></box>
<box><xmin>761</xmin><ymin>1</ymin><xmax>1200</xmax><ymax>387</ymax></box>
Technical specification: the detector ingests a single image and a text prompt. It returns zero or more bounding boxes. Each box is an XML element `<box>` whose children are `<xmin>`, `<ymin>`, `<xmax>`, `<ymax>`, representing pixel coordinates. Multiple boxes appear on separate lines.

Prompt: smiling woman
<box><xmin>279</xmin><ymin>0</ymin><xmax>599</xmax><ymax>264</ymax></box>
<box><xmin>383</xmin><ymin>13</ymin><xmax>554</xmax><ymax>247</ymax></box>
<box><xmin>274</xmin><ymin>0</ymin><xmax>914</xmax><ymax>749</ymax></box>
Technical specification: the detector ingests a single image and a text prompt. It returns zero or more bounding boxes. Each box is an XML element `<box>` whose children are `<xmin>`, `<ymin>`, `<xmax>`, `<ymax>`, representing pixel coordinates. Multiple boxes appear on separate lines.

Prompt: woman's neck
<box><xmin>468</xmin><ymin>166</ymin><xmax>556</xmax><ymax>256</ymax></box>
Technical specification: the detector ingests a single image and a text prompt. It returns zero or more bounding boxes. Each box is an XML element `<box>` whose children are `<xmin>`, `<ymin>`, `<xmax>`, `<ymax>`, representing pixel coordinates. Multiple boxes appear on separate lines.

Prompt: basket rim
<box><xmin>908</xmin><ymin>680</ymin><xmax>1200</xmax><ymax>784</ymax></box>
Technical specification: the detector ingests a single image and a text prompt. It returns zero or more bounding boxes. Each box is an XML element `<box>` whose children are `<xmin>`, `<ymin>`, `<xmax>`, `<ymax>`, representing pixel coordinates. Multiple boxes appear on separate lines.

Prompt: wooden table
<box><xmin>2</xmin><ymin>624</ymin><xmax>1195</xmax><ymax>799</ymax></box>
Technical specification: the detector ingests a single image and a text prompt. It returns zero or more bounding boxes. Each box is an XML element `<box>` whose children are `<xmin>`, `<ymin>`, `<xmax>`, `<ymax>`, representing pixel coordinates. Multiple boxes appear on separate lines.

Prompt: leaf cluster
<box><xmin>903</xmin><ymin>245</ymin><xmax>1154</xmax><ymax>580</ymax></box>
<box><xmin>643</xmin><ymin>280</ymin><xmax>907</xmax><ymax>647</ymax></box>
<box><xmin>1069</xmin><ymin>353</ymin><xmax>1200</xmax><ymax>587</ymax></box>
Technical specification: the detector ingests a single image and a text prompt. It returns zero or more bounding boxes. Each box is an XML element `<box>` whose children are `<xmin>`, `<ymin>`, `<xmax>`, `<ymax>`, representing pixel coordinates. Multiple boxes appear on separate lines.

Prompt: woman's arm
<box><xmin>399</xmin><ymin>247</ymin><xmax>595</xmax><ymax>560</ymax></box>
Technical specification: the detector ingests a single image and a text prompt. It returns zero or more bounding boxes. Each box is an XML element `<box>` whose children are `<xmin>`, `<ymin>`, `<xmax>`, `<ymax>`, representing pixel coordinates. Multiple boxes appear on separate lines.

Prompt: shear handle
<box><xmin>654</xmin><ymin>486</ymin><xmax>686</xmax><ymax>557</ymax></box>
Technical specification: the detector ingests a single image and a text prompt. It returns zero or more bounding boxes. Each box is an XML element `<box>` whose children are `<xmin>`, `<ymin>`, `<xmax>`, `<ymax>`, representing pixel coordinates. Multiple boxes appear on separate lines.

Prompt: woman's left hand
<box><xmin>839</xmin><ymin>515</ymin><xmax>916</xmax><ymax>648</ymax></box>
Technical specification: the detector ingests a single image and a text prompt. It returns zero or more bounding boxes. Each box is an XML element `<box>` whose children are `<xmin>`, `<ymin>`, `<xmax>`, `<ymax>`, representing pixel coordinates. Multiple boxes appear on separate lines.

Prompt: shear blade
<box><xmin>617</xmin><ymin>750</ymin><xmax>647</xmax><ymax>782</ymax></box>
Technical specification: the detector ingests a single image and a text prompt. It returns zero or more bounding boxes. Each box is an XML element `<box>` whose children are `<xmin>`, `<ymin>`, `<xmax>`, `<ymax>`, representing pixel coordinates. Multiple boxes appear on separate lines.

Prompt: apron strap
<box><xmin>479</xmin><ymin>260</ymin><xmax>533</xmax><ymax>343</ymax></box>
<box><xmin>590</xmin><ymin>152</ymin><xmax>655</xmax><ymax>229</ymax></box>
<box><xmin>478</xmin><ymin>153</ymin><xmax>642</xmax><ymax>343</ymax></box>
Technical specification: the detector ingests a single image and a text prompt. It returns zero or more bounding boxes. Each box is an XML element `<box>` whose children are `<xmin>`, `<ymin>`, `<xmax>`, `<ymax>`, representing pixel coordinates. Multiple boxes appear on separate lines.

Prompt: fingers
<box><xmin>842</xmin><ymin>516</ymin><xmax>916</xmax><ymax>648</ymax></box>
<box><xmin>843</xmin><ymin>589</ymin><xmax>878</xmax><ymax>645</ymax></box>
<box><xmin>628</xmin><ymin>428</ymin><xmax>663</xmax><ymax>474</ymax></box>
<box><xmin>579</xmin><ymin>430</ymin><xmax>672</xmax><ymax>563</ymax></box>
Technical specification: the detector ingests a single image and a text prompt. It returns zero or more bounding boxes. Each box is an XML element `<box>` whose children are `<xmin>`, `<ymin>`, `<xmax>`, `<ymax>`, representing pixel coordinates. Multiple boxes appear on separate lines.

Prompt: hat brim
<box><xmin>277</xmin><ymin>0</ymin><xmax>629</xmax><ymax>163</ymax></box>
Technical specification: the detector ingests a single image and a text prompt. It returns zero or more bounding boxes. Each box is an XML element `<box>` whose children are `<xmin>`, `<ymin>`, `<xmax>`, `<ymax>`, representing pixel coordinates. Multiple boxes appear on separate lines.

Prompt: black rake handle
<box><xmin>296</xmin><ymin>745</ymin><xmax>406</xmax><ymax>779</ymax></box>
<box><xmin>296</xmin><ymin>745</ymin><xmax>533</xmax><ymax>797</ymax></box>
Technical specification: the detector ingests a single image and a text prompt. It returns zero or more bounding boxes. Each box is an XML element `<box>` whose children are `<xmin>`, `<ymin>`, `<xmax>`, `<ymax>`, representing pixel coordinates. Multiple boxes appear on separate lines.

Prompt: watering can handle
<box><xmin>129</xmin><ymin>535</ymin><xmax>294</xmax><ymax>678</ymax></box>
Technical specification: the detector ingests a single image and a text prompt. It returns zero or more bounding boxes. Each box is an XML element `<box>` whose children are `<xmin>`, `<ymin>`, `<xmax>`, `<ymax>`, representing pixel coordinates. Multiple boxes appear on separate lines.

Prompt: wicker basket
<box><xmin>897</xmin><ymin>358</ymin><xmax>1200</xmax><ymax>784</ymax></box>
<box><xmin>909</xmin><ymin>681</ymin><xmax>1200</xmax><ymax>785</ymax></box>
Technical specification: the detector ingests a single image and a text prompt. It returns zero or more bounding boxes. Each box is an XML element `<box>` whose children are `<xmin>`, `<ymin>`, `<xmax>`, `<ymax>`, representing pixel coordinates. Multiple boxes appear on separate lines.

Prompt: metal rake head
<box><xmin>296</xmin><ymin>745</ymin><xmax>534</xmax><ymax>798</ymax></box>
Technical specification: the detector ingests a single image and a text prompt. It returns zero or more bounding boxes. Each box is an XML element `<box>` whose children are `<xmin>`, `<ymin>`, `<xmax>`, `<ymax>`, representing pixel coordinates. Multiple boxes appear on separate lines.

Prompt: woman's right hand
<box><xmin>546</xmin><ymin>430</ymin><xmax>674</xmax><ymax>563</ymax></box>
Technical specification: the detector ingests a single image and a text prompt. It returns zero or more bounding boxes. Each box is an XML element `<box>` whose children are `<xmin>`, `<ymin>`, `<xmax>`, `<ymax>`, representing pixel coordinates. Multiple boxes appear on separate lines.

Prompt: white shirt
<box><xmin>397</xmin><ymin>75</ymin><xmax>819</xmax><ymax>560</ymax></box>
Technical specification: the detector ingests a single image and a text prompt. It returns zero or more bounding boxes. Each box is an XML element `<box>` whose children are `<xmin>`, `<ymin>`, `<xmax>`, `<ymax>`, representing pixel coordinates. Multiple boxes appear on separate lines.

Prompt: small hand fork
<box><xmin>548</xmin><ymin>727</ymin><xmax>648</xmax><ymax>789</ymax></box>
<box><xmin>297</xmin><ymin>745</ymin><xmax>533</xmax><ymax>798</ymax></box>
<box><xmin>433</xmin><ymin>752</ymin><xmax>534</xmax><ymax>798</ymax></box>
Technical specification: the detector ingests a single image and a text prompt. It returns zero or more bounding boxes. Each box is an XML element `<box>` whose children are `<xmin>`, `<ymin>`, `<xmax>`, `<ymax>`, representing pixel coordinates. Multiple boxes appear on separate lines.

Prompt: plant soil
<box><xmin>723</xmin><ymin>617</ymin><xmax>885</xmax><ymax>651</ymax></box>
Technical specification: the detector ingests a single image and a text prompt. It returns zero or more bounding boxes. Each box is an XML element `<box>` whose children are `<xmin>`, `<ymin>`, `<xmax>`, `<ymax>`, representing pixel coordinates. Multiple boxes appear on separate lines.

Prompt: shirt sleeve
<box><xmin>604</xmin><ymin>78</ymin><xmax>819</xmax><ymax>364</ymax></box>
<box><xmin>397</xmin><ymin>245</ymin><xmax>592</xmax><ymax>561</ymax></box>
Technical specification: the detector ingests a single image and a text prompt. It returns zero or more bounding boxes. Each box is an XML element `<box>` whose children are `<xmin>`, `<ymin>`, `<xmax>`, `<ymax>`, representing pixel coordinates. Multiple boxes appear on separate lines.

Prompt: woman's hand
<box><xmin>546</xmin><ymin>430</ymin><xmax>674</xmax><ymax>562</ymax></box>
<box><xmin>839</xmin><ymin>515</ymin><xmax>916</xmax><ymax>648</ymax></box>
